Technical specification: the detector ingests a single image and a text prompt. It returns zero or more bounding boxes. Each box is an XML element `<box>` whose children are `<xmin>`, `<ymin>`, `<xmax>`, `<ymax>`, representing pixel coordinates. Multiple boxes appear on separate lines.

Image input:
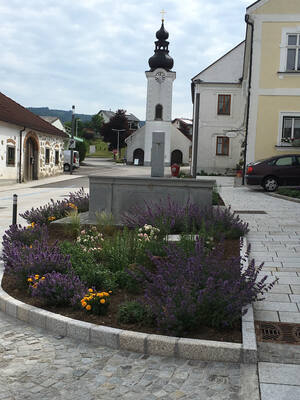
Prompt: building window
<box><xmin>45</xmin><ymin>148</ymin><xmax>50</xmax><ymax>164</ymax></box>
<box><xmin>7</xmin><ymin>146</ymin><xmax>15</xmax><ymax>166</ymax></box>
<box><xmin>286</xmin><ymin>34</ymin><xmax>300</xmax><ymax>71</ymax></box>
<box><xmin>282</xmin><ymin>116</ymin><xmax>300</xmax><ymax>142</ymax></box>
<box><xmin>217</xmin><ymin>95</ymin><xmax>231</xmax><ymax>115</ymax></box>
<box><xmin>155</xmin><ymin>104</ymin><xmax>163</xmax><ymax>120</ymax></box>
<box><xmin>216</xmin><ymin>136</ymin><xmax>229</xmax><ymax>155</ymax></box>
<box><xmin>55</xmin><ymin>150</ymin><xmax>59</xmax><ymax>165</ymax></box>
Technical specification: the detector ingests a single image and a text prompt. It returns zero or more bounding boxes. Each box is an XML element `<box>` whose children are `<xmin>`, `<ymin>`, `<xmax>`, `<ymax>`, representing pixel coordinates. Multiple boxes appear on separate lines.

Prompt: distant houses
<box><xmin>0</xmin><ymin>92</ymin><xmax>68</xmax><ymax>183</ymax></box>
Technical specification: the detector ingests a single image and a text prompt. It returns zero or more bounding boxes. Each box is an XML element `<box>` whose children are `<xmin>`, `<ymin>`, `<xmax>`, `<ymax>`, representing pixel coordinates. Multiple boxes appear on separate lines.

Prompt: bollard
<box><xmin>12</xmin><ymin>194</ymin><xmax>17</xmax><ymax>225</ymax></box>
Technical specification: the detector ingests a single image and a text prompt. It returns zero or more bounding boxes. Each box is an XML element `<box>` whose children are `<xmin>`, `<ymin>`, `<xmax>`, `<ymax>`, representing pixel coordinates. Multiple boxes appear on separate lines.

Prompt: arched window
<box><xmin>155</xmin><ymin>104</ymin><xmax>163</xmax><ymax>120</ymax></box>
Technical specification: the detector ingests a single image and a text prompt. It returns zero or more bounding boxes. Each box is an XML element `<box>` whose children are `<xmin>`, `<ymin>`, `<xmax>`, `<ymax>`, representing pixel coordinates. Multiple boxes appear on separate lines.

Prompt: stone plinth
<box><xmin>89</xmin><ymin>175</ymin><xmax>215</xmax><ymax>223</ymax></box>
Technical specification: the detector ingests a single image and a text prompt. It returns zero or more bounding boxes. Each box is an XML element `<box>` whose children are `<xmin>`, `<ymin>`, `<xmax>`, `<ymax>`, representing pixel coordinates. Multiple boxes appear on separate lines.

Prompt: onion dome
<box><xmin>148</xmin><ymin>21</ymin><xmax>174</xmax><ymax>71</ymax></box>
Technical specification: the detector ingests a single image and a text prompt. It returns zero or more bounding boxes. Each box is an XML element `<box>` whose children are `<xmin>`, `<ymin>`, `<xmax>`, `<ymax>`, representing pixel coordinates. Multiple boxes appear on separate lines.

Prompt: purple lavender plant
<box><xmin>2</xmin><ymin>223</ymin><xmax>48</xmax><ymax>248</ymax></box>
<box><xmin>3</xmin><ymin>239</ymin><xmax>72</xmax><ymax>287</ymax></box>
<box><xmin>131</xmin><ymin>239</ymin><xmax>276</xmax><ymax>335</ymax></box>
<box><xmin>19</xmin><ymin>188</ymin><xmax>89</xmax><ymax>225</ymax></box>
<box><xmin>121</xmin><ymin>197</ymin><xmax>249</xmax><ymax>239</ymax></box>
<box><xmin>29</xmin><ymin>271</ymin><xmax>87</xmax><ymax>307</ymax></box>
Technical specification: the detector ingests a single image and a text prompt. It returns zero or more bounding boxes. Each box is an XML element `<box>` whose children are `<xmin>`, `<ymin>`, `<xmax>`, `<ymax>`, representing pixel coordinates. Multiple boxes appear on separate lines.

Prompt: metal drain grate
<box><xmin>256</xmin><ymin>321</ymin><xmax>300</xmax><ymax>344</ymax></box>
<box><xmin>234</xmin><ymin>210</ymin><xmax>267</xmax><ymax>214</ymax></box>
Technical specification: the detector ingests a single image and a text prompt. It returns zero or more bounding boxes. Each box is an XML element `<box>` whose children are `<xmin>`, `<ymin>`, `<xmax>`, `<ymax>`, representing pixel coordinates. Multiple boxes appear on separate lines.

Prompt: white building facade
<box><xmin>191</xmin><ymin>42</ymin><xmax>247</xmax><ymax>174</ymax></box>
<box><xmin>125</xmin><ymin>20</ymin><xmax>191</xmax><ymax>166</ymax></box>
<box><xmin>0</xmin><ymin>92</ymin><xmax>67</xmax><ymax>183</ymax></box>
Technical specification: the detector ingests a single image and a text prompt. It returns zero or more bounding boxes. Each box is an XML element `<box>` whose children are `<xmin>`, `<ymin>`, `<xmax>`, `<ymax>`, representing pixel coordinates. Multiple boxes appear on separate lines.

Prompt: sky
<box><xmin>0</xmin><ymin>0</ymin><xmax>251</xmax><ymax>121</ymax></box>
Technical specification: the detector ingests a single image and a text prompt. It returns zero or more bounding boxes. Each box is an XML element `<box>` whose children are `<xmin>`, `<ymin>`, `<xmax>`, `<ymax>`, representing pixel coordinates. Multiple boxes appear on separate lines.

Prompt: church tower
<box><xmin>144</xmin><ymin>18</ymin><xmax>176</xmax><ymax>166</ymax></box>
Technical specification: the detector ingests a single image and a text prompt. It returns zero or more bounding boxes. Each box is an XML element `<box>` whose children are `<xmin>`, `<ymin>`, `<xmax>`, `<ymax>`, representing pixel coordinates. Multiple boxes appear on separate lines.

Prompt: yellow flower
<box><xmin>86</xmin><ymin>305</ymin><xmax>92</xmax><ymax>311</ymax></box>
<box><xmin>31</xmin><ymin>222</ymin><xmax>35</xmax><ymax>228</ymax></box>
<box><xmin>48</xmin><ymin>216</ymin><xmax>56</xmax><ymax>221</ymax></box>
<box><xmin>41</xmin><ymin>277</ymin><xmax>45</xmax><ymax>280</ymax></box>
<box><xmin>98</xmin><ymin>293</ymin><xmax>104</xmax><ymax>298</ymax></box>
<box><xmin>29</xmin><ymin>245</ymin><xmax>33</xmax><ymax>249</ymax></box>
<box><xmin>81</xmin><ymin>301</ymin><xmax>87</xmax><ymax>307</ymax></box>
<box><xmin>103</xmin><ymin>292</ymin><xmax>109</xmax><ymax>297</ymax></box>
<box><xmin>32</xmin><ymin>283</ymin><xmax>38</xmax><ymax>289</ymax></box>
<box><xmin>34</xmin><ymin>275</ymin><xmax>39</xmax><ymax>280</ymax></box>
<box><xmin>27</xmin><ymin>278</ymin><xmax>33</xmax><ymax>282</ymax></box>
<box><xmin>88</xmin><ymin>288</ymin><xmax>93</xmax><ymax>293</ymax></box>
<box><xmin>100</xmin><ymin>299</ymin><xmax>105</xmax><ymax>304</ymax></box>
<box><xmin>108</xmin><ymin>291</ymin><xmax>112</xmax><ymax>294</ymax></box>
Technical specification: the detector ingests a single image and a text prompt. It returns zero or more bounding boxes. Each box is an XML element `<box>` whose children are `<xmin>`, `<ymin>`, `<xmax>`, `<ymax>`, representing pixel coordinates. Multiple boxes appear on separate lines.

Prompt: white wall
<box><xmin>0</xmin><ymin>121</ymin><xmax>65</xmax><ymax>182</ymax></box>
<box><xmin>170</xmin><ymin>126</ymin><xmax>191</xmax><ymax>164</ymax></box>
<box><xmin>125</xmin><ymin>126</ymin><xmax>145</xmax><ymax>163</ymax></box>
<box><xmin>0</xmin><ymin>121</ymin><xmax>19</xmax><ymax>180</ymax></box>
<box><xmin>193</xmin><ymin>84</ymin><xmax>246</xmax><ymax>173</ymax></box>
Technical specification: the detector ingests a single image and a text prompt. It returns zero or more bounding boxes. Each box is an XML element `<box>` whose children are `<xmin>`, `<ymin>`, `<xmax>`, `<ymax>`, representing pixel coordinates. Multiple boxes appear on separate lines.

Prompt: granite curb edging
<box><xmin>0</xmin><ymin>237</ymin><xmax>257</xmax><ymax>363</ymax></box>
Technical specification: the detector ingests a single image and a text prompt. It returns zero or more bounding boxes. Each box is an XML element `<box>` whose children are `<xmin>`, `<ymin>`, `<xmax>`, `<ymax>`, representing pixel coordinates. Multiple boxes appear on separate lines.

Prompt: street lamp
<box><xmin>112</xmin><ymin>129</ymin><xmax>125</xmax><ymax>158</ymax></box>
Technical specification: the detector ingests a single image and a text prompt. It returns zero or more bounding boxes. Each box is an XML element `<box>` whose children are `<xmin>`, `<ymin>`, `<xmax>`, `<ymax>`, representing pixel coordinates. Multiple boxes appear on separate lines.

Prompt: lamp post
<box><xmin>112</xmin><ymin>129</ymin><xmax>125</xmax><ymax>159</ymax></box>
<box><xmin>70</xmin><ymin>105</ymin><xmax>75</xmax><ymax>175</ymax></box>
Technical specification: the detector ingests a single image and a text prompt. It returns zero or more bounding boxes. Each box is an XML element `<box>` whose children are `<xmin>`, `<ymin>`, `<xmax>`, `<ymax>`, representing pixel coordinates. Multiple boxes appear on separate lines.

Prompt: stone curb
<box><xmin>268</xmin><ymin>192</ymin><xmax>300</xmax><ymax>204</ymax></box>
<box><xmin>0</xmin><ymin>237</ymin><xmax>257</xmax><ymax>363</ymax></box>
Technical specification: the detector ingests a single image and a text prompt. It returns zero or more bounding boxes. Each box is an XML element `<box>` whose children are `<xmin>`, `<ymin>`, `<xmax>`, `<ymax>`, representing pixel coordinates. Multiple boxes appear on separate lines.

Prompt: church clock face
<box><xmin>155</xmin><ymin>71</ymin><xmax>166</xmax><ymax>83</ymax></box>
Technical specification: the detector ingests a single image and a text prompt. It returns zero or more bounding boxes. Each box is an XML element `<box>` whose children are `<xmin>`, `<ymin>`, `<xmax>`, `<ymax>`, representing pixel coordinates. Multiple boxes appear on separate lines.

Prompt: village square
<box><xmin>1</xmin><ymin>1</ymin><xmax>300</xmax><ymax>399</ymax></box>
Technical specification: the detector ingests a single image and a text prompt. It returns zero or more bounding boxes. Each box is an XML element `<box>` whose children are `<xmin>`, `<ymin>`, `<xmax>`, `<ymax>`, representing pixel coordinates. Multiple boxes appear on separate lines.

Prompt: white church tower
<box><xmin>144</xmin><ymin>18</ymin><xmax>176</xmax><ymax>166</ymax></box>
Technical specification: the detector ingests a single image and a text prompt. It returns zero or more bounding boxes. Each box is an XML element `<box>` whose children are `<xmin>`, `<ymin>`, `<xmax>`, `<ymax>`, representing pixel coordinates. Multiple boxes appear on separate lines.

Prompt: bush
<box><xmin>121</xmin><ymin>198</ymin><xmax>249</xmax><ymax>239</ymax></box>
<box><xmin>59</xmin><ymin>241</ymin><xmax>117</xmax><ymax>291</ymax></box>
<box><xmin>2</xmin><ymin>223</ymin><xmax>48</xmax><ymax>248</ymax></box>
<box><xmin>29</xmin><ymin>272</ymin><xmax>87</xmax><ymax>307</ymax></box>
<box><xmin>3</xmin><ymin>239</ymin><xmax>72</xmax><ymax>287</ymax></box>
<box><xmin>132</xmin><ymin>239</ymin><xmax>276</xmax><ymax>335</ymax></box>
<box><xmin>117</xmin><ymin>301</ymin><xmax>153</xmax><ymax>325</ymax></box>
<box><xmin>20</xmin><ymin>188</ymin><xmax>89</xmax><ymax>225</ymax></box>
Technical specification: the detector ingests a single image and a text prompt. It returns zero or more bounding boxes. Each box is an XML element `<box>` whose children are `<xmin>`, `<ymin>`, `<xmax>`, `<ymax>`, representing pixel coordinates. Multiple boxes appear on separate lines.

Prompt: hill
<box><xmin>28</xmin><ymin>107</ymin><xmax>93</xmax><ymax>123</ymax></box>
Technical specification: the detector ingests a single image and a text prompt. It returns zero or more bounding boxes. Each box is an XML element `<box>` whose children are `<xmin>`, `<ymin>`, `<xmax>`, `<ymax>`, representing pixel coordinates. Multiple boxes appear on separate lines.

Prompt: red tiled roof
<box><xmin>0</xmin><ymin>92</ymin><xmax>68</xmax><ymax>138</ymax></box>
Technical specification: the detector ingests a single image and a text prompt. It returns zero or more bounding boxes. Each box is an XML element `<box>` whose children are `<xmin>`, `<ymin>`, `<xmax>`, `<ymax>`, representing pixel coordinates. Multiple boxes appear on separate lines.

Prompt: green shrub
<box><xmin>117</xmin><ymin>301</ymin><xmax>153</xmax><ymax>325</ymax></box>
<box><xmin>277</xmin><ymin>188</ymin><xmax>300</xmax><ymax>199</ymax></box>
<box><xmin>59</xmin><ymin>241</ymin><xmax>116</xmax><ymax>291</ymax></box>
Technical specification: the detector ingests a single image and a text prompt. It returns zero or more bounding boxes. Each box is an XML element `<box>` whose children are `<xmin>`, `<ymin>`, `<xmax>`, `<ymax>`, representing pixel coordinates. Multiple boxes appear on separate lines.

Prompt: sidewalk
<box><xmin>220</xmin><ymin>184</ymin><xmax>300</xmax><ymax>400</ymax></box>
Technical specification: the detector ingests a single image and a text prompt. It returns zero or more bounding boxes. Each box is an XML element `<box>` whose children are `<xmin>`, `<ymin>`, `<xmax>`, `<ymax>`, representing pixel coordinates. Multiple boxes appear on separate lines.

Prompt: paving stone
<box><xmin>259</xmin><ymin>362</ymin><xmax>300</xmax><ymax>386</ymax></box>
<box><xmin>254</xmin><ymin>310</ymin><xmax>279</xmax><ymax>322</ymax></box>
<box><xmin>0</xmin><ymin>310</ymin><xmax>243</xmax><ymax>400</ymax></box>
<box><xmin>279</xmin><ymin>312</ymin><xmax>300</xmax><ymax>323</ymax></box>
<box><xmin>257</xmin><ymin>293</ymin><xmax>290</xmax><ymax>302</ymax></box>
<box><xmin>260</xmin><ymin>383</ymin><xmax>300</xmax><ymax>400</ymax></box>
<box><xmin>253</xmin><ymin>301</ymin><xmax>297</xmax><ymax>312</ymax></box>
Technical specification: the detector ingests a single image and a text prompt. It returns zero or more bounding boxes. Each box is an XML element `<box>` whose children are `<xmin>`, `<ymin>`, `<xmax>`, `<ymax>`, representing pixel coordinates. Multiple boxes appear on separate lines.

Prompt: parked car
<box><xmin>246</xmin><ymin>154</ymin><xmax>300</xmax><ymax>192</ymax></box>
<box><xmin>63</xmin><ymin>150</ymin><xmax>80</xmax><ymax>172</ymax></box>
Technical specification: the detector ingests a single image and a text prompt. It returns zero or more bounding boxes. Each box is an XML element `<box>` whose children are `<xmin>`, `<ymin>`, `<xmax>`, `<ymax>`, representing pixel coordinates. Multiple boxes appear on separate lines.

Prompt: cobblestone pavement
<box><xmin>0</xmin><ymin>311</ymin><xmax>242</xmax><ymax>400</ymax></box>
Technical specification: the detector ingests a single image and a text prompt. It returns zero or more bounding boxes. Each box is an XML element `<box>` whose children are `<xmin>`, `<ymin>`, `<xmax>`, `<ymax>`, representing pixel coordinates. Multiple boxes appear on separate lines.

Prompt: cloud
<box><xmin>0</xmin><ymin>0</ymin><xmax>249</xmax><ymax>119</ymax></box>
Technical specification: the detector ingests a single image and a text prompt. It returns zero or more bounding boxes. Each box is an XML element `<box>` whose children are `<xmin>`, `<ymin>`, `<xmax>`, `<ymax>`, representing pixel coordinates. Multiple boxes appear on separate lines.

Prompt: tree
<box><xmin>100</xmin><ymin>110</ymin><xmax>130</xmax><ymax>151</ymax></box>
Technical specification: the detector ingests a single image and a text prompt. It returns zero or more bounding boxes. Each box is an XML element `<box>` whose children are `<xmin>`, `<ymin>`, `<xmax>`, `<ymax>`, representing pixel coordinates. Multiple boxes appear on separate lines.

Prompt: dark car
<box><xmin>246</xmin><ymin>154</ymin><xmax>300</xmax><ymax>192</ymax></box>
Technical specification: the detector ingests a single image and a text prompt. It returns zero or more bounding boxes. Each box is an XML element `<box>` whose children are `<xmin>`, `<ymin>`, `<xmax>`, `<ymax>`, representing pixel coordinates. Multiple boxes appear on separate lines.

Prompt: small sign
<box><xmin>90</xmin><ymin>145</ymin><xmax>96</xmax><ymax>154</ymax></box>
<box><xmin>134</xmin><ymin>158</ymin><xmax>139</xmax><ymax>165</ymax></box>
<box><xmin>69</xmin><ymin>139</ymin><xmax>76</xmax><ymax>149</ymax></box>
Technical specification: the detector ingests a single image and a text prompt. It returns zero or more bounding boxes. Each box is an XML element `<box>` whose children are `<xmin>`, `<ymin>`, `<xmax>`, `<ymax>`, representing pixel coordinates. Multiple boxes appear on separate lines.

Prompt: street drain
<box><xmin>256</xmin><ymin>321</ymin><xmax>300</xmax><ymax>344</ymax></box>
<box><xmin>234</xmin><ymin>211</ymin><xmax>267</xmax><ymax>214</ymax></box>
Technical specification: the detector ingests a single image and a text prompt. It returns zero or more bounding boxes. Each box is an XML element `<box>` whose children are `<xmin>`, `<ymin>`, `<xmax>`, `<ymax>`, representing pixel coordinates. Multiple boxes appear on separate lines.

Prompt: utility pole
<box><xmin>70</xmin><ymin>105</ymin><xmax>75</xmax><ymax>175</ymax></box>
<box><xmin>112</xmin><ymin>129</ymin><xmax>125</xmax><ymax>159</ymax></box>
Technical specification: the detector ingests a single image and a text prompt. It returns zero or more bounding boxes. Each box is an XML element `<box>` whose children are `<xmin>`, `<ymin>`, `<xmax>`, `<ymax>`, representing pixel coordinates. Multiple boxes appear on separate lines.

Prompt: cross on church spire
<box><xmin>160</xmin><ymin>9</ymin><xmax>166</xmax><ymax>21</ymax></box>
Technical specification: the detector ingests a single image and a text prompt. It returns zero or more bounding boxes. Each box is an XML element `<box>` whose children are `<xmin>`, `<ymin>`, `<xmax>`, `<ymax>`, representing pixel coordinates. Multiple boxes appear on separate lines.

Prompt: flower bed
<box><xmin>1</xmin><ymin>195</ymin><xmax>277</xmax><ymax>342</ymax></box>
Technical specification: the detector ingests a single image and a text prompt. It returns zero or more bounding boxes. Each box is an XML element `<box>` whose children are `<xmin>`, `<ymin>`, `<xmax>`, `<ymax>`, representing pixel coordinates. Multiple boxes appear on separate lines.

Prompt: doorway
<box><xmin>133</xmin><ymin>148</ymin><xmax>144</xmax><ymax>165</ymax></box>
<box><xmin>25</xmin><ymin>137</ymin><xmax>38</xmax><ymax>181</ymax></box>
<box><xmin>171</xmin><ymin>149</ymin><xmax>183</xmax><ymax>165</ymax></box>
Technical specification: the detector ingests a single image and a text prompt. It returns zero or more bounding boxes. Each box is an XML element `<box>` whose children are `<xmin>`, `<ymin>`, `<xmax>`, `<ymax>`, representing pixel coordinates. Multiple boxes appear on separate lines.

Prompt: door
<box><xmin>171</xmin><ymin>150</ymin><xmax>183</xmax><ymax>165</ymax></box>
<box><xmin>25</xmin><ymin>138</ymin><xmax>38</xmax><ymax>181</ymax></box>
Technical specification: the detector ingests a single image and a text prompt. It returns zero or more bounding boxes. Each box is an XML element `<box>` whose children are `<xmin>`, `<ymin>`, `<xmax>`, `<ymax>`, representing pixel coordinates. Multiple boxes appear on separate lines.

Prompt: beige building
<box><xmin>245</xmin><ymin>0</ymin><xmax>300</xmax><ymax>164</ymax></box>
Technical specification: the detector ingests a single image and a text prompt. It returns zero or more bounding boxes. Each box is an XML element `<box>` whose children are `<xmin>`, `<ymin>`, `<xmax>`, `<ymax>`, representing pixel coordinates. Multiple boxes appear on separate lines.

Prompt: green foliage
<box><xmin>76</xmin><ymin>140</ymin><xmax>88</xmax><ymax>162</ymax></box>
<box><xmin>59</xmin><ymin>241</ymin><xmax>117</xmax><ymax>291</ymax></box>
<box><xmin>65</xmin><ymin>209</ymin><xmax>81</xmax><ymax>237</ymax></box>
<box><xmin>277</xmin><ymin>188</ymin><xmax>300</xmax><ymax>199</ymax></box>
<box><xmin>95</xmin><ymin>211</ymin><xmax>115</xmax><ymax>235</ymax></box>
<box><xmin>100</xmin><ymin>109</ymin><xmax>130</xmax><ymax>151</ymax></box>
<box><xmin>117</xmin><ymin>301</ymin><xmax>153</xmax><ymax>325</ymax></box>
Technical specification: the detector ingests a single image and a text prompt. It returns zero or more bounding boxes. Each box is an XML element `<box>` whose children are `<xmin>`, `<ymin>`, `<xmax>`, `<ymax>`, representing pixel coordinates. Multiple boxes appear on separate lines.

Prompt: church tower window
<box><xmin>155</xmin><ymin>104</ymin><xmax>163</xmax><ymax>120</ymax></box>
